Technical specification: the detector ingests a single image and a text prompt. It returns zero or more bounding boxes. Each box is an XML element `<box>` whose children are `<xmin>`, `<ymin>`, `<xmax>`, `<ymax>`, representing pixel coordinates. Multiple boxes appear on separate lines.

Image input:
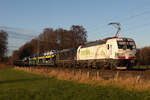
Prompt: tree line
<box><xmin>136</xmin><ymin>46</ymin><xmax>150</xmax><ymax>65</ymax></box>
<box><xmin>0</xmin><ymin>30</ymin><xmax>8</xmax><ymax>62</ymax></box>
<box><xmin>0</xmin><ymin>25</ymin><xmax>150</xmax><ymax>66</ymax></box>
<box><xmin>11</xmin><ymin>25</ymin><xmax>87</xmax><ymax>61</ymax></box>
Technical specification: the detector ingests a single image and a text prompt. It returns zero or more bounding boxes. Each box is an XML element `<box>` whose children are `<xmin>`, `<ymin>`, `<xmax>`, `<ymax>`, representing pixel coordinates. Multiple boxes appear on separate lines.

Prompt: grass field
<box><xmin>0</xmin><ymin>69</ymin><xmax>150</xmax><ymax>100</ymax></box>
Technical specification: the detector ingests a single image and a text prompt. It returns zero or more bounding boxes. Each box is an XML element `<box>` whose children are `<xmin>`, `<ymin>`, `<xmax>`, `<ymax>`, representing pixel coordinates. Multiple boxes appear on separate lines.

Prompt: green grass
<box><xmin>0</xmin><ymin>69</ymin><xmax>150</xmax><ymax>100</ymax></box>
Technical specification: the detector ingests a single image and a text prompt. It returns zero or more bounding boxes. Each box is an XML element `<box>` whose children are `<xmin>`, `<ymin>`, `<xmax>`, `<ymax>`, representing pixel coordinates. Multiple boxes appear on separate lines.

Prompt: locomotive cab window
<box><xmin>117</xmin><ymin>39</ymin><xmax>136</xmax><ymax>50</ymax></box>
<box><xmin>107</xmin><ymin>44</ymin><xmax>109</xmax><ymax>50</ymax></box>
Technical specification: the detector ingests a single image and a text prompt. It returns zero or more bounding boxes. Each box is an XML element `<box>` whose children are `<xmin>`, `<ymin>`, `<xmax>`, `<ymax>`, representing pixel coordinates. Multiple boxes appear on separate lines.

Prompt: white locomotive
<box><xmin>76</xmin><ymin>23</ymin><xmax>136</xmax><ymax>69</ymax></box>
<box><xmin>76</xmin><ymin>37</ymin><xmax>136</xmax><ymax>69</ymax></box>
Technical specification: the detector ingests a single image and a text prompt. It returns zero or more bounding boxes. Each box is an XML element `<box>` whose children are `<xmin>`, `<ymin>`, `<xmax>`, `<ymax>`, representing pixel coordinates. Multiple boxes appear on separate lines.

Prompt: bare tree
<box><xmin>70</xmin><ymin>25</ymin><xmax>87</xmax><ymax>46</ymax></box>
<box><xmin>12</xmin><ymin>25</ymin><xmax>88</xmax><ymax>59</ymax></box>
<box><xmin>136</xmin><ymin>47</ymin><xmax>150</xmax><ymax>65</ymax></box>
<box><xmin>0</xmin><ymin>30</ymin><xmax>8</xmax><ymax>61</ymax></box>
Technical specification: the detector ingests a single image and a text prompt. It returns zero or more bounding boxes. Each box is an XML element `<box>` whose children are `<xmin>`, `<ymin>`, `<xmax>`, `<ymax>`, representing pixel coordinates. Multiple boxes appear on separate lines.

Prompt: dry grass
<box><xmin>14</xmin><ymin>67</ymin><xmax>150</xmax><ymax>91</ymax></box>
<box><xmin>0</xmin><ymin>63</ymin><xmax>12</xmax><ymax>69</ymax></box>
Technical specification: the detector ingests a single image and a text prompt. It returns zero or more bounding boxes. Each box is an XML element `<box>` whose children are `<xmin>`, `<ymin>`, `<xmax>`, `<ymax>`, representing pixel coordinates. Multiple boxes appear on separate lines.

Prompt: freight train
<box><xmin>13</xmin><ymin>37</ymin><xmax>136</xmax><ymax>70</ymax></box>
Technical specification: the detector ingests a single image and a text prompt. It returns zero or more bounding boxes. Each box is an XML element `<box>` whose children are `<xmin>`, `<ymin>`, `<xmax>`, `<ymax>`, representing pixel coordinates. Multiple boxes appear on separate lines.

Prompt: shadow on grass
<box><xmin>0</xmin><ymin>77</ymin><xmax>50</xmax><ymax>84</ymax></box>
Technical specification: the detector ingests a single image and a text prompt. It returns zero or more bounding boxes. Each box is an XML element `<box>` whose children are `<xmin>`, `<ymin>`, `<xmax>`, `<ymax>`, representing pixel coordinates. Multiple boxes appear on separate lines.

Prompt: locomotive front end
<box><xmin>115</xmin><ymin>38</ymin><xmax>136</xmax><ymax>68</ymax></box>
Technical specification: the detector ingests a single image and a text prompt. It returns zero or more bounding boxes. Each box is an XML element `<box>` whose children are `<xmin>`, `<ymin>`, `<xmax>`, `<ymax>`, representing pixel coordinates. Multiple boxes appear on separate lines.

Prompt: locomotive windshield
<box><xmin>117</xmin><ymin>39</ymin><xmax>136</xmax><ymax>50</ymax></box>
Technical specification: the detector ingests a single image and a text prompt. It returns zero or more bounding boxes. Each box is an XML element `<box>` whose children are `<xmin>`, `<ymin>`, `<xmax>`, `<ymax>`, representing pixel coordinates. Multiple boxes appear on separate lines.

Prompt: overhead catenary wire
<box><xmin>87</xmin><ymin>9</ymin><xmax>150</xmax><ymax>39</ymax></box>
<box><xmin>0</xmin><ymin>26</ymin><xmax>40</xmax><ymax>36</ymax></box>
<box><xmin>2</xmin><ymin>7</ymin><xmax>150</xmax><ymax>56</ymax></box>
<box><xmin>3</xmin><ymin>7</ymin><xmax>150</xmax><ymax>41</ymax></box>
<box><xmin>6</xmin><ymin>21</ymin><xmax>150</xmax><ymax>53</ymax></box>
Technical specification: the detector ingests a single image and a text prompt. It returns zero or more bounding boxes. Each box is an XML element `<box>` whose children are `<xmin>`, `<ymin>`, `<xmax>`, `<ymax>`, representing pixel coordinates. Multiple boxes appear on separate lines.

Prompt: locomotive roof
<box><xmin>81</xmin><ymin>37</ymin><xmax>134</xmax><ymax>48</ymax></box>
<box><xmin>103</xmin><ymin>37</ymin><xmax>117</xmax><ymax>40</ymax></box>
<box><xmin>82</xmin><ymin>37</ymin><xmax>117</xmax><ymax>46</ymax></box>
<box><xmin>104</xmin><ymin>37</ymin><xmax>133</xmax><ymax>41</ymax></box>
<box><xmin>81</xmin><ymin>39</ymin><xmax>106</xmax><ymax>48</ymax></box>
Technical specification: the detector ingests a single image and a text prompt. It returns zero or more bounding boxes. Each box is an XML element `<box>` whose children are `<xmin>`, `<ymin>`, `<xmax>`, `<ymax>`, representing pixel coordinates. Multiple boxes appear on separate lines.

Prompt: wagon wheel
<box><xmin>101</xmin><ymin>62</ymin><xmax>109</xmax><ymax>70</ymax></box>
<box><xmin>70</xmin><ymin>61</ymin><xmax>75</xmax><ymax>68</ymax></box>
<box><xmin>75</xmin><ymin>62</ymin><xmax>80</xmax><ymax>68</ymax></box>
<box><xmin>109</xmin><ymin>63</ymin><xmax>117</xmax><ymax>70</ymax></box>
<box><xmin>92</xmin><ymin>62</ymin><xmax>97</xmax><ymax>69</ymax></box>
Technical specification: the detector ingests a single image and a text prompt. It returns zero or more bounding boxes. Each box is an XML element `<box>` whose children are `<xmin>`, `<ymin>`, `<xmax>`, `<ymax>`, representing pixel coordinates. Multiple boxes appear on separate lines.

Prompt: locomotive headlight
<box><xmin>117</xmin><ymin>53</ymin><xmax>125</xmax><ymax>56</ymax></box>
<box><xmin>116</xmin><ymin>53</ymin><xmax>125</xmax><ymax>59</ymax></box>
<box><xmin>129</xmin><ymin>54</ymin><xmax>134</xmax><ymax>56</ymax></box>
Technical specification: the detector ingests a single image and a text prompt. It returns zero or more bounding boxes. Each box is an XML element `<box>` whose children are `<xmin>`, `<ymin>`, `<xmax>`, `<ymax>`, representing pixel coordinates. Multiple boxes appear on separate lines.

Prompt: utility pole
<box><xmin>108</xmin><ymin>22</ymin><xmax>121</xmax><ymax>37</ymax></box>
<box><xmin>37</xmin><ymin>38</ymin><xmax>40</xmax><ymax>63</ymax></box>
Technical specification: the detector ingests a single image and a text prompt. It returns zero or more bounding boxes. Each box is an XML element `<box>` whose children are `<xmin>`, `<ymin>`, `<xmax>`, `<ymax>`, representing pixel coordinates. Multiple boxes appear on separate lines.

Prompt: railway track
<box><xmin>15</xmin><ymin>66</ymin><xmax>150</xmax><ymax>81</ymax></box>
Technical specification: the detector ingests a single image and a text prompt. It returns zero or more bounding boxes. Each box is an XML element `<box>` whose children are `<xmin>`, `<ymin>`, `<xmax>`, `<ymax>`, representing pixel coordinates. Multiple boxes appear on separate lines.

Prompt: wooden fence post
<box><xmin>87</xmin><ymin>71</ymin><xmax>90</xmax><ymax>78</ymax></box>
<box><xmin>79</xmin><ymin>69</ymin><xmax>82</xmax><ymax>76</ymax></box>
<box><xmin>136</xmin><ymin>75</ymin><xmax>141</xmax><ymax>83</ymax></box>
<box><xmin>73</xmin><ymin>70</ymin><xmax>75</xmax><ymax>75</ymax></box>
<box><xmin>114</xmin><ymin>71</ymin><xmax>119</xmax><ymax>81</ymax></box>
<box><xmin>97</xmin><ymin>71</ymin><xmax>99</xmax><ymax>78</ymax></box>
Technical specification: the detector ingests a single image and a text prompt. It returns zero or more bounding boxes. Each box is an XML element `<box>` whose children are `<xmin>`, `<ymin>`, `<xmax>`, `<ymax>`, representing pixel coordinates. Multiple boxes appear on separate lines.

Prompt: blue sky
<box><xmin>0</xmin><ymin>0</ymin><xmax>150</xmax><ymax>55</ymax></box>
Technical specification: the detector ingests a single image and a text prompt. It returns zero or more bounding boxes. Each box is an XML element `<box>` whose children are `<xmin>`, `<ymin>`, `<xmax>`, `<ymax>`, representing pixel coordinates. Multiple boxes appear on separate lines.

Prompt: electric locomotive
<box><xmin>76</xmin><ymin>37</ymin><xmax>136</xmax><ymax>69</ymax></box>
